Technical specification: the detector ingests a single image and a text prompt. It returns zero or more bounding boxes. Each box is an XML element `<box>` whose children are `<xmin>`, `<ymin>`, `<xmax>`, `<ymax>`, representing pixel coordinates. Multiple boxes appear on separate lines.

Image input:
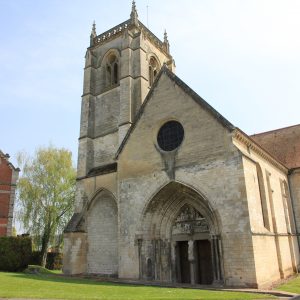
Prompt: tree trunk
<box><xmin>40</xmin><ymin>225</ymin><xmax>51</xmax><ymax>267</ymax></box>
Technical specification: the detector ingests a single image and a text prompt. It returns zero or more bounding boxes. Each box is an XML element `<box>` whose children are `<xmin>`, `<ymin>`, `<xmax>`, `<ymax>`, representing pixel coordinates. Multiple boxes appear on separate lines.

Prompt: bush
<box><xmin>0</xmin><ymin>236</ymin><xmax>32</xmax><ymax>271</ymax></box>
<box><xmin>29</xmin><ymin>251</ymin><xmax>62</xmax><ymax>270</ymax></box>
<box><xmin>46</xmin><ymin>252</ymin><xmax>63</xmax><ymax>270</ymax></box>
<box><xmin>30</xmin><ymin>251</ymin><xmax>42</xmax><ymax>266</ymax></box>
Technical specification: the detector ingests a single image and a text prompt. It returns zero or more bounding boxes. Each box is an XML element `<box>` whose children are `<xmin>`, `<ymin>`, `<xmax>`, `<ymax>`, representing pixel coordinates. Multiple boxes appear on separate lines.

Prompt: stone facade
<box><xmin>0</xmin><ymin>151</ymin><xmax>19</xmax><ymax>236</ymax></box>
<box><xmin>64</xmin><ymin>2</ymin><xmax>300</xmax><ymax>288</ymax></box>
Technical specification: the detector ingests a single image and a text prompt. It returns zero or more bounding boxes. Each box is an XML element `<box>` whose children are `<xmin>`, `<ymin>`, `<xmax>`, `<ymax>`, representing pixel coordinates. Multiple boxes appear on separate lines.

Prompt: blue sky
<box><xmin>1</xmin><ymin>0</ymin><xmax>300</xmax><ymax>167</ymax></box>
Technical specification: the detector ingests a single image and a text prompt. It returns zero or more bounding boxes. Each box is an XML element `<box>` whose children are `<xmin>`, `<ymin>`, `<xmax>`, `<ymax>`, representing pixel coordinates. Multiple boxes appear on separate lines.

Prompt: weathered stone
<box><xmin>64</xmin><ymin>3</ymin><xmax>300</xmax><ymax>289</ymax></box>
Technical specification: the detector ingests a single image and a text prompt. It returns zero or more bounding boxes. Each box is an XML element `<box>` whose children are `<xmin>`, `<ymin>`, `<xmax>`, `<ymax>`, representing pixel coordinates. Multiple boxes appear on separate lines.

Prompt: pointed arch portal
<box><xmin>136</xmin><ymin>182</ymin><xmax>223</xmax><ymax>284</ymax></box>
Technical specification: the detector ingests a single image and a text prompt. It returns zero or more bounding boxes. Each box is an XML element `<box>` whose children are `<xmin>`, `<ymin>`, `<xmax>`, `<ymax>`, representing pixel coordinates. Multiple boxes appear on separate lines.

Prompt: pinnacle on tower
<box><xmin>163</xmin><ymin>29</ymin><xmax>170</xmax><ymax>53</ymax></box>
<box><xmin>164</xmin><ymin>30</ymin><xmax>168</xmax><ymax>43</ymax></box>
<box><xmin>91</xmin><ymin>21</ymin><xmax>97</xmax><ymax>37</ymax></box>
<box><xmin>130</xmin><ymin>0</ymin><xmax>139</xmax><ymax>25</ymax></box>
<box><xmin>90</xmin><ymin>21</ymin><xmax>97</xmax><ymax>47</ymax></box>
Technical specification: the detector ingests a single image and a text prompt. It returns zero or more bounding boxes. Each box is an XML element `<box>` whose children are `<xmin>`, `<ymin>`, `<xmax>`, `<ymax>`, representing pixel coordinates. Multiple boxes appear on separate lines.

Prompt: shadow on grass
<box><xmin>9</xmin><ymin>273</ymin><xmax>179</xmax><ymax>290</ymax></box>
<box><xmin>1</xmin><ymin>273</ymin><xmax>277</xmax><ymax>300</ymax></box>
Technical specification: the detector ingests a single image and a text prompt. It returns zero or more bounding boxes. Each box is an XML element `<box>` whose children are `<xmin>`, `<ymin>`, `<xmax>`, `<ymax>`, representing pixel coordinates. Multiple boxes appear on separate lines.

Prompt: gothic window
<box><xmin>113</xmin><ymin>63</ymin><xmax>118</xmax><ymax>84</ymax></box>
<box><xmin>149</xmin><ymin>57</ymin><xmax>159</xmax><ymax>87</ymax></box>
<box><xmin>106</xmin><ymin>53</ymin><xmax>119</xmax><ymax>87</ymax></box>
<box><xmin>157</xmin><ymin>121</ymin><xmax>184</xmax><ymax>151</ymax></box>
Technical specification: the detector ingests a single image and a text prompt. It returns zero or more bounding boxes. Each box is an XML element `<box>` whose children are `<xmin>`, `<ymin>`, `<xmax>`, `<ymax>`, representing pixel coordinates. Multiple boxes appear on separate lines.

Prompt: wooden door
<box><xmin>178</xmin><ymin>241</ymin><xmax>190</xmax><ymax>283</ymax></box>
<box><xmin>196</xmin><ymin>240</ymin><xmax>213</xmax><ymax>284</ymax></box>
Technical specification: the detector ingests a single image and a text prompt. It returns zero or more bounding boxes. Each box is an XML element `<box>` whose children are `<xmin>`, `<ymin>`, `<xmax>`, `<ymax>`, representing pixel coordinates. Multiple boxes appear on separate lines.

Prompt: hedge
<box><xmin>46</xmin><ymin>252</ymin><xmax>63</xmax><ymax>270</ymax></box>
<box><xmin>29</xmin><ymin>251</ymin><xmax>63</xmax><ymax>270</ymax></box>
<box><xmin>30</xmin><ymin>251</ymin><xmax>42</xmax><ymax>266</ymax></box>
<box><xmin>0</xmin><ymin>236</ymin><xmax>32</xmax><ymax>271</ymax></box>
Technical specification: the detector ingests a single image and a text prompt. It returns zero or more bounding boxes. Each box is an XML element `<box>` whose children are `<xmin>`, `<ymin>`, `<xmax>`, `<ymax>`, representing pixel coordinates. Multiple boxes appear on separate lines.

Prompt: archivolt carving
<box><xmin>136</xmin><ymin>181</ymin><xmax>222</xmax><ymax>282</ymax></box>
<box><xmin>138</xmin><ymin>181</ymin><xmax>220</xmax><ymax>239</ymax></box>
<box><xmin>172</xmin><ymin>204</ymin><xmax>209</xmax><ymax>235</ymax></box>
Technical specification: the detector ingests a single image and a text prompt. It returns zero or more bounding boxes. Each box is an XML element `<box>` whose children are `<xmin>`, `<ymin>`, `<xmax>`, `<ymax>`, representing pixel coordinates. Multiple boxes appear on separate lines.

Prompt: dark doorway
<box><xmin>196</xmin><ymin>240</ymin><xmax>213</xmax><ymax>284</ymax></box>
<box><xmin>178</xmin><ymin>241</ymin><xmax>190</xmax><ymax>283</ymax></box>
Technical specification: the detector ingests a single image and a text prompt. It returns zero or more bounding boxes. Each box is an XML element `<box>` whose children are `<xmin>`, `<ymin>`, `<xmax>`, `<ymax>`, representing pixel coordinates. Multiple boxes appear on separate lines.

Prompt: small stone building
<box><xmin>0</xmin><ymin>151</ymin><xmax>19</xmax><ymax>236</ymax></box>
<box><xmin>64</xmin><ymin>2</ymin><xmax>300</xmax><ymax>288</ymax></box>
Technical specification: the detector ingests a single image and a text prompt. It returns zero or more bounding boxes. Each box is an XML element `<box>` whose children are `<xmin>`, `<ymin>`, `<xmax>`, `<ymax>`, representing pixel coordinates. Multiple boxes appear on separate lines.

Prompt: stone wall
<box><xmin>289</xmin><ymin>169</ymin><xmax>300</xmax><ymax>245</ymax></box>
<box><xmin>65</xmin><ymin>13</ymin><xmax>300</xmax><ymax>288</ymax></box>
<box><xmin>233</xmin><ymin>135</ymin><xmax>299</xmax><ymax>288</ymax></box>
<box><xmin>117</xmin><ymin>72</ymin><xmax>257</xmax><ymax>286</ymax></box>
<box><xmin>86</xmin><ymin>190</ymin><xmax>118</xmax><ymax>275</ymax></box>
<box><xmin>78</xmin><ymin>25</ymin><xmax>175</xmax><ymax>174</ymax></box>
<box><xmin>63</xmin><ymin>232</ymin><xmax>87</xmax><ymax>275</ymax></box>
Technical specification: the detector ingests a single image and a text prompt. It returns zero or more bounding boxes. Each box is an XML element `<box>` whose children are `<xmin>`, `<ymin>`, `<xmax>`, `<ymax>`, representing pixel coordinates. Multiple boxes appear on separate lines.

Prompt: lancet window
<box><xmin>149</xmin><ymin>57</ymin><xmax>159</xmax><ymax>87</ymax></box>
<box><xmin>106</xmin><ymin>54</ymin><xmax>119</xmax><ymax>87</ymax></box>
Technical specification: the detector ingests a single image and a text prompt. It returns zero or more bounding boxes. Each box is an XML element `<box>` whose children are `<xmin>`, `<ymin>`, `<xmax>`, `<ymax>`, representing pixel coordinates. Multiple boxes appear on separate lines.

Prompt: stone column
<box><xmin>188</xmin><ymin>240</ymin><xmax>196</xmax><ymax>285</ymax></box>
<box><xmin>171</xmin><ymin>241</ymin><xmax>178</xmax><ymax>283</ymax></box>
<box><xmin>137</xmin><ymin>239</ymin><xmax>143</xmax><ymax>279</ymax></box>
<box><xmin>211</xmin><ymin>235</ymin><xmax>223</xmax><ymax>284</ymax></box>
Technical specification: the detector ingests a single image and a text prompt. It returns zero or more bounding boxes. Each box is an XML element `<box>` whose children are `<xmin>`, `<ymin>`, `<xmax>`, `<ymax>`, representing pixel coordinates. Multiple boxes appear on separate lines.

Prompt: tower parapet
<box><xmin>90</xmin><ymin>20</ymin><xmax>172</xmax><ymax>60</ymax></box>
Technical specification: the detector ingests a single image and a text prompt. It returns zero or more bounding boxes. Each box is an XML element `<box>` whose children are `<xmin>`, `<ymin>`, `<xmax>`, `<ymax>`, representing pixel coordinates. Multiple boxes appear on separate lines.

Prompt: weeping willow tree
<box><xmin>17</xmin><ymin>146</ymin><xmax>76</xmax><ymax>267</ymax></box>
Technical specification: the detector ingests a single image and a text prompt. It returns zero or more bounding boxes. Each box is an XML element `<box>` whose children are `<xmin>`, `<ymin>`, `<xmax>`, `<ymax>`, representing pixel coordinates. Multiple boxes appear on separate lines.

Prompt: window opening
<box><xmin>149</xmin><ymin>57</ymin><xmax>159</xmax><ymax>87</ymax></box>
<box><xmin>157</xmin><ymin>121</ymin><xmax>184</xmax><ymax>151</ymax></box>
<box><xmin>106</xmin><ymin>53</ymin><xmax>119</xmax><ymax>88</ymax></box>
<box><xmin>113</xmin><ymin>63</ymin><xmax>118</xmax><ymax>84</ymax></box>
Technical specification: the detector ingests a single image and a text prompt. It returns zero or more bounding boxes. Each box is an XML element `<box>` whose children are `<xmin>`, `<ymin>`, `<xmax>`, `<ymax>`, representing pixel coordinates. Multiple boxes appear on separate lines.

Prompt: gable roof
<box><xmin>115</xmin><ymin>65</ymin><xmax>235</xmax><ymax>159</ymax></box>
<box><xmin>0</xmin><ymin>150</ymin><xmax>20</xmax><ymax>172</ymax></box>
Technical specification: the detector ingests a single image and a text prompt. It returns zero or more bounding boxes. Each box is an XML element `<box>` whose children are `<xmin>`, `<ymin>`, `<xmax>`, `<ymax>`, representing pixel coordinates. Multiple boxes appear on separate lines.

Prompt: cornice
<box><xmin>233</xmin><ymin>129</ymin><xmax>288</xmax><ymax>173</ymax></box>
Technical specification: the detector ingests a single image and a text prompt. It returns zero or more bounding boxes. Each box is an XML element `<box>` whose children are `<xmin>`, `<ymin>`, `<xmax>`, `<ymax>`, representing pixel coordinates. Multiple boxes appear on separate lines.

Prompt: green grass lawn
<box><xmin>278</xmin><ymin>275</ymin><xmax>300</xmax><ymax>294</ymax></box>
<box><xmin>24</xmin><ymin>265</ymin><xmax>63</xmax><ymax>275</ymax></box>
<box><xmin>0</xmin><ymin>271</ymin><xmax>275</xmax><ymax>300</ymax></box>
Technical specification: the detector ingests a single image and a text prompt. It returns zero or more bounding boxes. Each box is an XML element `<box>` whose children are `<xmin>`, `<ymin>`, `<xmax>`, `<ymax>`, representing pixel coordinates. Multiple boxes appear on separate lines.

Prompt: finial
<box><xmin>164</xmin><ymin>29</ymin><xmax>168</xmax><ymax>43</ymax></box>
<box><xmin>90</xmin><ymin>21</ymin><xmax>97</xmax><ymax>47</ymax></box>
<box><xmin>130</xmin><ymin>0</ymin><xmax>139</xmax><ymax>25</ymax></box>
<box><xmin>91</xmin><ymin>21</ymin><xmax>97</xmax><ymax>37</ymax></box>
<box><xmin>163</xmin><ymin>29</ymin><xmax>170</xmax><ymax>53</ymax></box>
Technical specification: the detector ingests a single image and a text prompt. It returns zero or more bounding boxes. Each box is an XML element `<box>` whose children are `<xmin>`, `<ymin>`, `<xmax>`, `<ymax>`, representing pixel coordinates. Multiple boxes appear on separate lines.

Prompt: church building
<box><xmin>63</xmin><ymin>2</ymin><xmax>300</xmax><ymax>288</ymax></box>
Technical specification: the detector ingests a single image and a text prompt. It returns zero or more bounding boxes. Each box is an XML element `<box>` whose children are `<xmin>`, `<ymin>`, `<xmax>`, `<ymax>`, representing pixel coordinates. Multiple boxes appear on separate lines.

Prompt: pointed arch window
<box><xmin>149</xmin><ymin>57</ymin><xmax>159</xmax><ymax>87</ymax></box>
<box><xmin>106</xmin><ymin>53</ymin><xmax>119</xmax><ymax>88</ymax></box>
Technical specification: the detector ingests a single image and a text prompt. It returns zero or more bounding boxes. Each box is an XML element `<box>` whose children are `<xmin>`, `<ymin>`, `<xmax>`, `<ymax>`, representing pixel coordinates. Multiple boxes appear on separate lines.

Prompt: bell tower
<box><xmin>77</xmin><ymin>1</ymin><xmax>175</xmax><ymax>181</ymax></box>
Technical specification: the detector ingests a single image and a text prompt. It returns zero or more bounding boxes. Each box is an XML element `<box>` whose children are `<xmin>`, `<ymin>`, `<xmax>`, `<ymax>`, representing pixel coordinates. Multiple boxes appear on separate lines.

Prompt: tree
<box><xmin>11</xmin><ymin>227</ymin><xmax>17</xmax><ymax>237</ymax></box>
<box><xmin>17</xmin><ymin>146</ymin><xmax>76</xmax><ymax>267</ymax></box>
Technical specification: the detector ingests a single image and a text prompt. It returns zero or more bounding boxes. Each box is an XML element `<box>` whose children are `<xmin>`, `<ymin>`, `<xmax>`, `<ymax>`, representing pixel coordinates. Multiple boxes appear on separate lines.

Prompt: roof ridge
<box><xmin>251</xmin><ymin>123</ymin><xmax>300</xmax><ymax>137</ymax></box>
